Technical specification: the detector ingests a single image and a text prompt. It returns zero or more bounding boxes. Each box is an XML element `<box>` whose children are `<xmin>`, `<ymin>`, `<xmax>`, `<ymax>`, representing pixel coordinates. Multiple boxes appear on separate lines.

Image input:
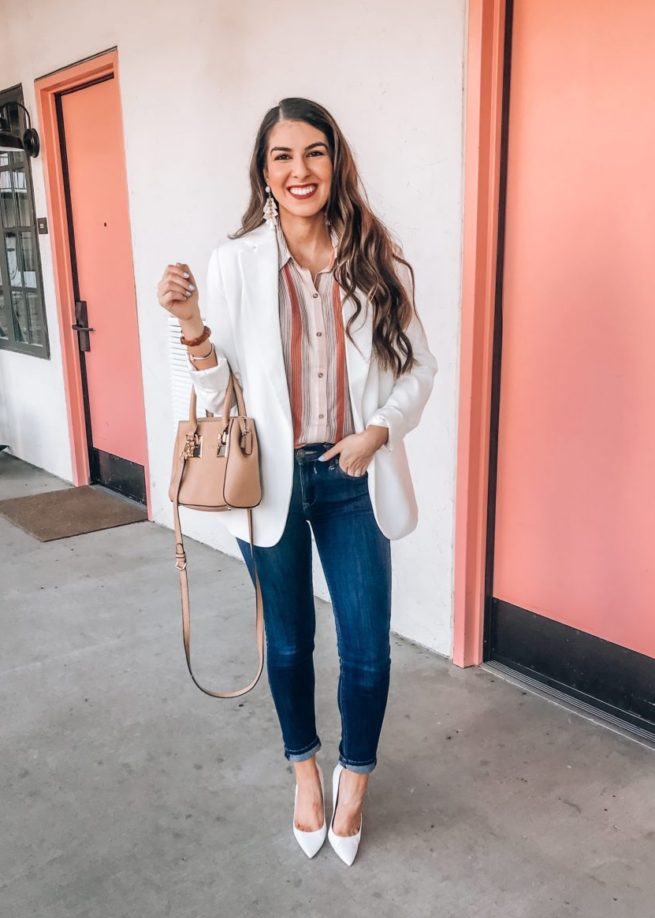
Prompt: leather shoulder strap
<box><xmin>172</xmin><ymin>455</ymin><xmax>265</xmax><ymax>698</ymax></box>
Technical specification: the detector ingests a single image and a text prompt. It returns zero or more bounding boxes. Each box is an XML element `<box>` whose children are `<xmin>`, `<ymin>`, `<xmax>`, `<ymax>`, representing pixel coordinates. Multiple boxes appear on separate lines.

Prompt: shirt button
<box><xmin>319</xmin><ymin>413</ymin><xmax>324</xmax><ymax>419</ymax></box>
<box><xmin>318</xmin><ymin>372</ymin><xmax>324</xmax><ymax>378</ymax></box>
<box><xmin>316</xmin><ymin>331</ymin><xmax>322</xmax><ymax>337</ymax></box>
<box><xmin>312</xmin><ymin>292</ymin><xmax>319</xmax><ymax>298</ymax></box>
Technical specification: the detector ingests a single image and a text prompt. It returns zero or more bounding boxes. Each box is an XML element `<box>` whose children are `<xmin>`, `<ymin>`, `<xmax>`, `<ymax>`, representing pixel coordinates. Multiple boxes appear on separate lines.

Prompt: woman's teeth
<box><xmin>288</xmin><ymin>184</ymin><xmax>318</xmax><ymax>198</ymax></box>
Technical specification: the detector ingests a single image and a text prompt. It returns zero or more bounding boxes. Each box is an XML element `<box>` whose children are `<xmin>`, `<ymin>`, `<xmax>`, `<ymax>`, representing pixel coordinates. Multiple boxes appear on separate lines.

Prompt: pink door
<box><xmin>59</xmin><ymin>76</ymin><xmax>147</xmax><ymax>504</ymax></box>
<box><xmin>488</xmin><ymin>0</ymin><xmax>655</xmax><ymax>733</ymax></box>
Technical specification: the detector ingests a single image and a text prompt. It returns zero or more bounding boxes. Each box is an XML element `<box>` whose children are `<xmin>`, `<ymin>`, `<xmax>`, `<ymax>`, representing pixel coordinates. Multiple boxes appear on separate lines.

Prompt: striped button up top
<box><xmin>276</xmin><ymin>221</ymin><xmax>356</xmax><ymax>448</ymax></box>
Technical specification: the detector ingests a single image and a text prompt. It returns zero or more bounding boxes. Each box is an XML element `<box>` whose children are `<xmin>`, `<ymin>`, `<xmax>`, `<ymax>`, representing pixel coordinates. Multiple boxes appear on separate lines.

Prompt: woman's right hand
<box><xmin>157</xmin><ymin>262</ymin><xmax>200</xmax><ymax>322</ymax></box>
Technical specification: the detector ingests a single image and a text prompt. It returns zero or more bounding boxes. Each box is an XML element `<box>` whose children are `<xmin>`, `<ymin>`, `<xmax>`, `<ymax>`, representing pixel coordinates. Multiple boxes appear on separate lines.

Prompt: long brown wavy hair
<box><xmin>228</xmin><ymin>97</ymin><xmax>420</xmax><ymax>377</ymax></box>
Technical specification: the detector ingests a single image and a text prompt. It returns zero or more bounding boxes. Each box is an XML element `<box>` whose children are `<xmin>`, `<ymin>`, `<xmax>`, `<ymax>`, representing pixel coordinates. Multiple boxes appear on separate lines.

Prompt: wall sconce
<box><xmin>0</xmin><ymin>100</ymin><xmax>40</xmax><ymax>157</ymax></box>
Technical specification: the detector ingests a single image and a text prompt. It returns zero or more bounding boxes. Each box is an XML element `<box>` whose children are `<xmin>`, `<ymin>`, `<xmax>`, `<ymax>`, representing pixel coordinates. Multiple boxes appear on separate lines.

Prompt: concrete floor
<box><xmin>1</xmin><ymin>451</ymin><xmax>653</xmax><ymax>918</ymax></box>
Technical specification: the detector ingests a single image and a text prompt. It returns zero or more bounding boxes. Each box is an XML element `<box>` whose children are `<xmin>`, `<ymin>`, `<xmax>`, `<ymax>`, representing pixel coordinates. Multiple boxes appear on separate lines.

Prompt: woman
<box><xmin>157</xmin><ymin>97</ymin><xmax>438</xmax><ymax>865</ymax></box>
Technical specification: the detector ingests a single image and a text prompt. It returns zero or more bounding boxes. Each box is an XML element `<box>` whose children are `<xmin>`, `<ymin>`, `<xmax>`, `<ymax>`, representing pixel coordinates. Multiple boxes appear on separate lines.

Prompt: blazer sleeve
<box><xmin>186</xmin><ymin>246</ymin><xmax>242</xmax><ymax>416</ymax></box>
<box><xmin>365</xmin><ymin>255</ymin><xmax>438</xmax><ymax>453</ymax></box>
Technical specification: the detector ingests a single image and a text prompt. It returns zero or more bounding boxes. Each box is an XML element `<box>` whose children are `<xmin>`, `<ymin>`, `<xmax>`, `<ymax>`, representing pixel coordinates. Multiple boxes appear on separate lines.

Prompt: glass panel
<box><xmin>25</xmin><ymin>292</ymin><xmax>43</xmax><ymax>346</ymax></box>
<box><xmin>16</xmin><ymin>187</ymin><xmax>30</xmax><ymax>225</ymax></box>
<box><xmin>0</xmin><ymin>288</ymin><xmax>8</xmax><ymax>339</ymax></box>
<box><xmin>5</xmin><ymin>231</ymin><xmax>21</xmax><ymax>285</ymax></box>
<box><xmin>0</xmin><ymin>164</ymin><xmax>31</xmax><ymax>227</ymax></box>
<box><xmin>0</xmin><ymin>152</ymin><xmax>9</xmax><ymax>167</ymax></box>
<box><xmin>11</xmin><ymin>289</ymin><xmax>29</xmax><ymax>342</ymax></box>
<box><xmin>12</xmin><ymin>167</ymin><xmax>26</xmax><ymax>192</ymax></box>
<box><xmin>20</xmin><ymin>232</ymin><xmax>36</xmax><ymax>288</ymax></box>
<box><xmin>0</xmin><ymin>180</ymin><xmax>17</xmax><ymax>227</ymax></box>
<box><xmin>2</xmin><ymin>107</ymin><xmax>27</xmax><ymax>166</ymax></box>
<box><xmin>6</xmin><ymin>103</ymin><xmax>20</xmax><ymax>133</ymax></box>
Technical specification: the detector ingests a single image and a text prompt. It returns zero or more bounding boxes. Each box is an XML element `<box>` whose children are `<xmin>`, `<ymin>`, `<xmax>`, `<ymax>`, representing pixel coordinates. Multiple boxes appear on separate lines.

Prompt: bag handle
<box><xmin>188</xmin><ymin>370</ymin><xmax>247</xmax><ymax>423</ymax></box>
<box><xmin>171</xmin><ymin>388</ymin><xmax>265</xmax><ymax>699</ymax></box>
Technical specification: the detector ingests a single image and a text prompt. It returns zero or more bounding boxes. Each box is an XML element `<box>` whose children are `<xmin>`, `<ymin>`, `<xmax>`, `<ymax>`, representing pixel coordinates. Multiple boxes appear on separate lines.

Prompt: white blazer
<box><xmin>188</xmin><ymin>221</ymin><xmax>438</xmax><ymax>547</ymax></box>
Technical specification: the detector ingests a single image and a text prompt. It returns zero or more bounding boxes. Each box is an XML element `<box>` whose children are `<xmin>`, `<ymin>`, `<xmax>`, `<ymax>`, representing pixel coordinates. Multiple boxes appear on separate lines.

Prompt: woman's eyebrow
<box><xmin>269</xmin><ymin>142</ymin><xmax>329</xmax><ymax>153</ymax></box>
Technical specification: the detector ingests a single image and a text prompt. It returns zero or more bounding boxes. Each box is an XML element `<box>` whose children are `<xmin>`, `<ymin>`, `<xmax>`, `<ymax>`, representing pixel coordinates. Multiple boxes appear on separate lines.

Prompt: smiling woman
<box><xmin>230</xmin><ymin>99</ymin><xmax>427</xmax><ymax>383</ymax></box>
<box><xmin>157</xmin><ymin>96</ymin><xmax>437</xmax><ymax>865</ymax></box>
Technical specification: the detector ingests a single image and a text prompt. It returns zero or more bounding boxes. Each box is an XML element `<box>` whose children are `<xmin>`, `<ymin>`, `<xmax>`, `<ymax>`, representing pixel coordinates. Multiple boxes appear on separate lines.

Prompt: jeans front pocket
<box><xmin>329</xmin><ymin>457</ymin><xmax>369</xmax><ymax>480</ymax></box>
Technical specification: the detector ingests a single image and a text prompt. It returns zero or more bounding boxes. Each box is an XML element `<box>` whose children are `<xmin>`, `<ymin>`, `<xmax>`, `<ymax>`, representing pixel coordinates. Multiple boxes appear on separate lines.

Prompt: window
<box><xmin>0</xmin><ymin>85</ymin><xmax>49</xmax><ymax>357</ymax></box>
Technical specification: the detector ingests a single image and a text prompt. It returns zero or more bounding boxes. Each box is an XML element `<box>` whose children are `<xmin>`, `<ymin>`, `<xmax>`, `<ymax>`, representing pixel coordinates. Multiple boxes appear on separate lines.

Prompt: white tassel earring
<box><xmin>263</xmin><ymin>184</ymin><xmax>278</xmax><ymax>229</ymax></box>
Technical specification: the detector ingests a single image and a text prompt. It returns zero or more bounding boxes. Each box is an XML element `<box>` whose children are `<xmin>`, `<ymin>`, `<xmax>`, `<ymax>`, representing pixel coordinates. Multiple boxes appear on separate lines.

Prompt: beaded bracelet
<box><xmin>180</xmin><ymin>324</ymin><xmax>211</xmax><ymax>347</ymax></box>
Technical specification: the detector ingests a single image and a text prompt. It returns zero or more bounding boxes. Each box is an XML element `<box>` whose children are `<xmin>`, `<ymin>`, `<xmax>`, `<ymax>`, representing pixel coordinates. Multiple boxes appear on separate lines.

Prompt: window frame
<box><xmin>0</xmin><ymin>84</ymin><xmax>50</xmax><ymax>358</ymax></box>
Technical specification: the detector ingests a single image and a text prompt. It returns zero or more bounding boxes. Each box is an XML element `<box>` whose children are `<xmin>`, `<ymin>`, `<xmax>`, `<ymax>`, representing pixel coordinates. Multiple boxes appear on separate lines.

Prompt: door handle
<box><xmin>73</xmin><ymin>300</ymin><xmax>94</xmax><ymax>352</ymax></box>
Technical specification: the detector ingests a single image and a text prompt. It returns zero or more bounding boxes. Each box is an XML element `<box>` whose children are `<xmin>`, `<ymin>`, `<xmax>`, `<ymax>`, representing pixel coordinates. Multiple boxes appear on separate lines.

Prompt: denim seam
<box><xmin>333</xmin><ymin>606</ymin><xmax>347</xmax><ymax>761</ymax></box>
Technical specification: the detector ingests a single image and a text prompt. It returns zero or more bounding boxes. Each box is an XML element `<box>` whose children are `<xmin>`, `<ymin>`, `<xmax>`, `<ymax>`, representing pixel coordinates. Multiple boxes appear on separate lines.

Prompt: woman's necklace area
<box><xmin>287</xmin><ymin>238</ymin><xmax>335</xmax><ymax>286</ymax></box>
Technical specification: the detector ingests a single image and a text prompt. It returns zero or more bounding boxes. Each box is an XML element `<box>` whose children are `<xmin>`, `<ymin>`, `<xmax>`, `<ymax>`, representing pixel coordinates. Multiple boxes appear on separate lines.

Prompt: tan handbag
<box><xmin>169</xmin><ymin>371</ymin><xmax>264</xmax><ymax>698</ymax></box>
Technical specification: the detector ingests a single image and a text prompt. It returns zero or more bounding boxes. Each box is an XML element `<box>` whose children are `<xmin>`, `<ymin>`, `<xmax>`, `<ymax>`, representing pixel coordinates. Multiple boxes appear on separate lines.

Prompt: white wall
<box><xmin>0</xmin><ymin>0</ymin><xmax>465</xmax><ymax>657</ymax></box>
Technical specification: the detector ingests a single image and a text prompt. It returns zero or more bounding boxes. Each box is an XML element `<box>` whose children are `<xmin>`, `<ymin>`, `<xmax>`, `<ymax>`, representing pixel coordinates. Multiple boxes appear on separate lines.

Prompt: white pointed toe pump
<box><xmin>292</xmin><ymin>761</ymin><xmax>327</xmax><ymax>858</ymax></box>
<box><xmin>327</xmin><ymin>762</ymin><xmax>362</xmax><ymax>866</ymax></box>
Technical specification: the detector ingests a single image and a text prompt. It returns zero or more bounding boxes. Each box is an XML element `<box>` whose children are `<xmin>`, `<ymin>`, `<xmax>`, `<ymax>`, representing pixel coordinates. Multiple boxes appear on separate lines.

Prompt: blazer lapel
<box><xmin>239</xmin><ymin>225</ymin><xmax>292</xmax><ymax>423</ymax></box>
<box><xmin>341</xmin><ymin>289</ymin><xmax>372</xmax><ymax>429</ymax></box>
<box><xmin>240</xmin><ymin>222</ymin><xmax>373</xmax><ymax>432</ymax></box>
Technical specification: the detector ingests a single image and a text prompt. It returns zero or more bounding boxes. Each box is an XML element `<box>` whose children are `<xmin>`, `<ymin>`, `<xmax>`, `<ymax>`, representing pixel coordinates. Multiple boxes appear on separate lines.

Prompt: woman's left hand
<box><xmin>318</xmin><ymin>427</ymin><xmax>388</xmax><ymax>476</ymax></box>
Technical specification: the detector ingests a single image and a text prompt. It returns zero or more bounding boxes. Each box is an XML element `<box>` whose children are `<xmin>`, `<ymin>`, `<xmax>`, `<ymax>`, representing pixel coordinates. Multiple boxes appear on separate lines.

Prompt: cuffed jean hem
<box><xmin>339</xmin><ymin>757</ymin><xmax>377</xmax><ymax>774</ymax></box>
<box><xmin>285</xmin><ymin>738</ymin><xmax>322</xmax><ymax>762</ymax></box>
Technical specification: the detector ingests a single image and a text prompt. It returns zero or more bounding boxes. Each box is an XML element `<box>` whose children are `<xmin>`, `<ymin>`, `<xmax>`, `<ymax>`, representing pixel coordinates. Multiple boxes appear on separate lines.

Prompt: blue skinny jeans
<box><xmin>236</xmin><ymin>442</ymin><xmax>392</xmax><ymax>774</ymax></box>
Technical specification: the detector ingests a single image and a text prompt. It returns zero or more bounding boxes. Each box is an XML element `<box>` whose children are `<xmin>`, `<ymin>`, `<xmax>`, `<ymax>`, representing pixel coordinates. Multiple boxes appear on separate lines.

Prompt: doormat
<box><xmin>0</xmin><ymin>485</ymin><xmax>148</xmax><ymax>541</ymax></box>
